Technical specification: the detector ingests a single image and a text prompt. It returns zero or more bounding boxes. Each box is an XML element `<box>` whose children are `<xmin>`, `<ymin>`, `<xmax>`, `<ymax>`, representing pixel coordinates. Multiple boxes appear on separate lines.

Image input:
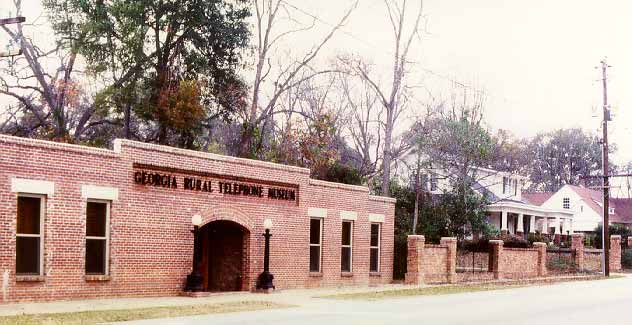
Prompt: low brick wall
<box><xmin>406</xmin><ymin>234</ymin><xmax>622</xmax><ymax>285</ymax></box>
<box><xmin>502</xmin><ymin>248</ymin><xmax>540</xmax><ymax>278</ymax></box>
<box><xmin>405</xmin><ymin>236</ymin><xmax>457</xmax><ymax>285</ymax></box>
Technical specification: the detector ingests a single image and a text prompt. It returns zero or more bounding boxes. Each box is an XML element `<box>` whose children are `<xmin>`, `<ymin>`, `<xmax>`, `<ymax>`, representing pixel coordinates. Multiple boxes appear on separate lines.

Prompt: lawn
<box><xmin>0</xmin><ymin>301</ymin><xmax>292</xmax><ymax>324</ymax></box>
<box><xmin>321</xmin><ymin>275</ymin><xmax>620</xmax><ymax>300</ymax></box>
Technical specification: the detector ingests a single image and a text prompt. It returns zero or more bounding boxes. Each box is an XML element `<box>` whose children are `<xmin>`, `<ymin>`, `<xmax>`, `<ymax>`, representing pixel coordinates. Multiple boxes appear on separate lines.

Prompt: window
<box><xmin>580</xmin><ymin>205</ymin><xmax>584</xmax><ymax>212</ymax></box>
<box><xmin>609</xmin><ymin>207</ymin><xmax>615</xmax><ymax>215</ymax></box>
<box><xmin>563</xmin><ymin>197</ymin><xmax>570</xmax><ymax>209</ymax></box>
<box><xmin>86</xmin><ymin>201</ymin><xmax>110</xmax><ymax>275</ymax></box>
<box><xmin>309</xmin><ymin>218</ymin><xmax>323</xmax><ymax>272</ymax></box>
<box><xmin>16</xmin><ymin>195</ymin><xmax>44</xmax><ymax>275</ymax></box>
<box><xmin>341</xmin><ymin>221</ymin><xmax>353</xmax><ymax>272</ymax></box>
<box><xmin>430</xmin><ymin>175</ymin><xmax>438</xmax><ymax>192</ymax></box>
<box><xmin>502</xmin><ymin>177</ymin><xmax>509</xmax><ymax>194</ymax></box>
<box><xmin>370</xmin><ymin>223</ymin><xmax>381</xmax><ymax>272</ymax></box>
<box><xmin>513</xmin><ymin>179</ymin><xmax>518</xmax><ymax>195</ymax></box>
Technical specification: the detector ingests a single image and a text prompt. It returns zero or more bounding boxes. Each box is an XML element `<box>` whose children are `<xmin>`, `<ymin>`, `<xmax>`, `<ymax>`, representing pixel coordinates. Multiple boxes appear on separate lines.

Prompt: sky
<box><xmin>1</xmin><ymin>0</ymin><xmax>631</xmax><ymax>194</ymax></box>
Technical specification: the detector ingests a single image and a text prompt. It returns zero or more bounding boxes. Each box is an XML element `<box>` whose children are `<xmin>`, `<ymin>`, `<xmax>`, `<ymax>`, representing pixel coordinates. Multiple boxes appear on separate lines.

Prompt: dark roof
<box><xmin>612</xmin><ymin>198</ymin><xmax>632</xmax><ymax>224</ymax></box>
<box><xmin>522</xmin><ymin>192</ymin><xmax>554</xmax><ymax>206</ymax></box>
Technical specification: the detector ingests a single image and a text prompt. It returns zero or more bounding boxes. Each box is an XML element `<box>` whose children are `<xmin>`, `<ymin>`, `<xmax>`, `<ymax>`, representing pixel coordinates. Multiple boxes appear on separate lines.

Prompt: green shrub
<box><xmin>622</xmin><ymin>250</ymin><xmax>632</xmax><ymax>269</ymax></box>
<box><xmin>547</xmin><ymin>258</ymin><xmax>577</xmax><ymax>272</ymax></box>
<box><xmin>495</xmin><ymin>234</ymin><xmax>530</xmax><ymax>248</ymax></box>
<box><xmin>527</xmin><ymin>232</ymin><xmax>550</xmax><ymax>245</ymax></box>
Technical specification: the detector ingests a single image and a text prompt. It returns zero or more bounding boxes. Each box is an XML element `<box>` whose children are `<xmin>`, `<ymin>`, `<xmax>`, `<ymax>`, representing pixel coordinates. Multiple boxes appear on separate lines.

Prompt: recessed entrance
<box><xmin>197</xmin><ymin>220</ymin><xmax>250</xmax><ymax>291</ymax></box>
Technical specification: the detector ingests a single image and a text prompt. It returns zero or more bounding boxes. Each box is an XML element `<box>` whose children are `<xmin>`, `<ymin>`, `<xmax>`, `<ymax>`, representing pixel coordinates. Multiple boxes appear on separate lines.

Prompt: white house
<box><xmin>524</xmin><ymin>184</ymin><xmax>632</xmax><ymax>233</ymax></box>
<box><xmin>393</xmin><ymin>160</ymin><xmax>574</xmax><ymax>237</ymax></box>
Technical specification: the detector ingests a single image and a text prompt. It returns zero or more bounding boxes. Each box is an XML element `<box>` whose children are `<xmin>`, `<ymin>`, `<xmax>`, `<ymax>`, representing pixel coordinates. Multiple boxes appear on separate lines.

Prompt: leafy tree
<box><xmin>593</xmin><ymin>224</ymin><xmax>631</xmax><ymax>249</ymax></box>
<box><xmin>524</xmin><ymin>128</ymin><xmax>615</xmax><ymax>192</ymax></box>
<box><xmin>43</xmin><ymin>0</ymin><xmax>251</xmax><ymax>147</ymax></box>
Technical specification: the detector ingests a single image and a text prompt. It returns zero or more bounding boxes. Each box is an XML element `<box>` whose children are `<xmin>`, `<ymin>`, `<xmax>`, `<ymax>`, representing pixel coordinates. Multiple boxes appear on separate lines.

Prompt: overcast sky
<box><xmin>2</xmin><ymin>0</ymin><xmax>631</xmax><ymax>193</ymax></box>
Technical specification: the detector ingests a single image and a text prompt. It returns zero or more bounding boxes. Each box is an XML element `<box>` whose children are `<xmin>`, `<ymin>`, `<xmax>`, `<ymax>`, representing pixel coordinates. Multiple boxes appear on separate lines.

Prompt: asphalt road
<box><xmin>123</xmin><ymin>276</ymin><xmax>632</xmax><ymax>325</ymax></box>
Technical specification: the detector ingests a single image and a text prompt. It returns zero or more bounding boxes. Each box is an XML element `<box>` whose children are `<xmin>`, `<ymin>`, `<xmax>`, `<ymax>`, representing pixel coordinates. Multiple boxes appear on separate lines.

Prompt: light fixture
<box><xmin>191</xmin><ymin>214</ymin><xmax>202</xmax><ymax>226</ymax></box>
<box><xmin>263</xmin><ymin>218</ymin><xmax>273</xmax><ymax>230</ymax></box>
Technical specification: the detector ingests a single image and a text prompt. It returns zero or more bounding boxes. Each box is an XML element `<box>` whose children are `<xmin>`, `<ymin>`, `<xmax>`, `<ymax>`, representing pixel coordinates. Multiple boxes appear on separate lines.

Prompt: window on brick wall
<box><xmin>16</xmin><ymin>195</ymin><xmax>44</xmax><ymax>275</ymax></box>
<box><xmin>430</xmin><ymin>175</ymin><xmax>438</xmax><ymax>192</ymax></box>
<box><xmin>341</xmin><ymin>220</ymin><xmax>353</xmax><ymax>272</ymax></box>
<box><xmin>370</xmin><ymin>223</ymin><xmax>381</xmax><ymax>272</ymax></box>
<box><xmin>563</xmin><ymin>197</ymin><xmax>570</xmax><ymax>209</ymax></box>
<box><xmin>86</xmin><ymin>201</ymin><xmax>110</xmax><ymax>275</ymax></box>
<box><xmin>309</xmin><ymin>218</ymin><xmax>323</xmax><ymax>272</ymax></box>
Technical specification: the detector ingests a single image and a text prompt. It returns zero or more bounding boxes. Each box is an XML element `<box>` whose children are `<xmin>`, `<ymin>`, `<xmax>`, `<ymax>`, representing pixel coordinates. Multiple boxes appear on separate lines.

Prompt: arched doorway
<box><xmin>197</xmin><ymin>220</ymin><xmax>250</xmax><ymax>291</ymax></box>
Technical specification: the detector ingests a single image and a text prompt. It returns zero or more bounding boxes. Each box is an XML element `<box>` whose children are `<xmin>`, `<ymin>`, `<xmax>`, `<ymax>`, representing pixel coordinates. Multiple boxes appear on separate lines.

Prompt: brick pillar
<box><xmin>405</xmin><ymin>235</ymin><xmax>425</xmax><ymax>285</ymax></box>
<box><xmin>534</xmin><ymin>242</ymin><xmax>547</xmax><ymax>277</ymax></box>
<box><xmin>610</xmin><ymin>235</ymin><xmax>621</xmax><ymax>272</ymax></box>
<box><xmin>440</xmin><ymin>237</ymin><xmax>457</xmax><ymax>284</ymax></box>
<box><xmin>571</xmin><ymin>233</ymin><xmax>585</xmax><ymax>271</ymax></box>
<box><xmin>489</xmin><ymin>240</ymin><xmax>504</xmax><ymax>279</ymax></box>
<box><xmin>627</xmin><ymin>236</ymin><xmax>632</xmax><ymax>248</ymax></box>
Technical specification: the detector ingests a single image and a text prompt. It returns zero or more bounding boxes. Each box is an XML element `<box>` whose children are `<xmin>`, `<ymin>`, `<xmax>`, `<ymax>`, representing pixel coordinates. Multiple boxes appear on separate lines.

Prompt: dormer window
<box><xmin>563</xmin><ymin>198</ymin><xmax>570</xmax><ymax>209</ymax></box>
<box><xmin>502</xmin><ymin>177</ymin><xmax>509</xmax><ymax>194</ymax></box>
<box><xmin>513</xmin><ymin>179</ymin><xmax>518</xmax><ymax>195</ymax></box>
<box><xmin>609</xmin><ymin>207</ymin><xmax>615</xmax><ymax>215</ymax></box>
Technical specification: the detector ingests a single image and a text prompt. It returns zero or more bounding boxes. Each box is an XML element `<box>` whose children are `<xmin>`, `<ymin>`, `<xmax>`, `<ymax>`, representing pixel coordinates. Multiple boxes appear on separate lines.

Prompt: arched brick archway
<box><xmin>195</xmin><ymin>207</ymin><xmax>252</xmax><ymax>291</ymax></box>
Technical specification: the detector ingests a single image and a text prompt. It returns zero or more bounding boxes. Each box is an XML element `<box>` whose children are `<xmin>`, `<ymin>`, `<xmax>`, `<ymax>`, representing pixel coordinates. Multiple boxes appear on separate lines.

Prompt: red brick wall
<box><xmin>0</xmin><ymin>135</ymin><xmax>395</xmax><ymax>303</ymax></box>
<box><xmin>422</xmin><ymin>246</ymin><xmax>448</xmax><ymax>283</ymax></box>
<box><xmin>501</xmin><ymin>248</ymin><xmax>539</xmax><ymax>278</ymax></box>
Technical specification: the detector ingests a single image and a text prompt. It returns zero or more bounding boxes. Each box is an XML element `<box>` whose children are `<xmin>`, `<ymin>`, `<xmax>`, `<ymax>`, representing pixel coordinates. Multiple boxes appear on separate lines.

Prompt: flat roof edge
<box><xmin>0</xmin><ymin>134</ymin><xmax>118</xmax><ymax>157</ymax></box>
<box><xmin>114</xmin><ymin>139</ymin><xmax>311</xmax><ymax>175</ymax></box>
<box><xmin>308</xmin><ymin>178</ymin><xmax>370</xmax><ymax>192</ymax></box>
<box><xmin>369</xmin><ymin>195</ymin><xmax>397</xmax><ymax>204</ymax></box>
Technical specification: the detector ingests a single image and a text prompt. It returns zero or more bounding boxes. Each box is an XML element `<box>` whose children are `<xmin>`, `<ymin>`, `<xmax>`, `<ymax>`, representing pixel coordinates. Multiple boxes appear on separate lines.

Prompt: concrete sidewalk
<box><xmin>0</xmin><ymin>284</ymin><xmax>420</xmax><ymax>317</ymax></box>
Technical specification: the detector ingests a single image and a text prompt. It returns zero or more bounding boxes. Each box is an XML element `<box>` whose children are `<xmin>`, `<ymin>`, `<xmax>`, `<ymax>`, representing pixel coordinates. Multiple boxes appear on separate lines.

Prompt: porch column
<box><xmin>542</xmin><ymin>217</ymin><xmax>548</xmax><ymax>234</ymax></box>
<box><xmin>501</xmin><ymin>210</ymin><xmax>508</xmax><ymax>235</ymax></box>
<box><xmin>554</xmin><ymin>217</ymin><xmax>561</xmax><ymax>245</ymax></box>
<box><xmin>529</xmin><ymin>215</ymin><xmax>536</xmax><ymax>233</ymax></box>
<box><xmin>516</xmin><ymin>213</ymin><xmax>524</xmax><ymax>236</ymax></box>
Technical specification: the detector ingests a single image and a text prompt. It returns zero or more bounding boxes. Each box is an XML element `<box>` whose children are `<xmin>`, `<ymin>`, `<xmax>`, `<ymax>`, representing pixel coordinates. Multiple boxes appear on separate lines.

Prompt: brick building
<box><xmin>0</xmin><ymin>135</ymin><xmax>395</xmax><ymax>302</ymax></box>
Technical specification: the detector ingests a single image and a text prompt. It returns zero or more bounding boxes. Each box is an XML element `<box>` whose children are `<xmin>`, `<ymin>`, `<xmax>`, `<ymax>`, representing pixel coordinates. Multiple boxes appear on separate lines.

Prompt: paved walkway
<box><xmin>0</xmin><ymin>283</ymin><xmax>420</xmax><ymax>317</ymax></box>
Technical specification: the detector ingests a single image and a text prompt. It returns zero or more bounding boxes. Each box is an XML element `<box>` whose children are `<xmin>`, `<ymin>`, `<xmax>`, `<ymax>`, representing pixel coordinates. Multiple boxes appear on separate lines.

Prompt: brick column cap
<box><xmin>571</xmin><ymin>233</ymin><xmax>584</xmax><ymax>238</ymax></box>
<box><xmin>611</xmin><ymin>235</ymin><xmax>622</xmax><ymax>239</ymax></box>
<box><xmin>408</xmin><ymin>235</ymin><xmax>425</xmax><ymax>240</ymax></box>
<box><xmin>440</xmin><ymin>237</ymin><xmax>457</xmax><ymax>243</ymax></box>
<box><xmin>489</xmin><ymin>239</ymin><xmax>504</xmax><ymax>246</ymax></box>
<box><xmin>533</xmin><ymin>242</ymin><xmax>547</xmax><ymax>247</ymax></box>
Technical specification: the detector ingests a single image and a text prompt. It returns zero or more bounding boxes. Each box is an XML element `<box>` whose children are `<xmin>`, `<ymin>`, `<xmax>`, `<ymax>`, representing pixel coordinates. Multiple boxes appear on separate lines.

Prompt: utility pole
<box><xmin>600</xmin><ymin>59</ymin><xmax>611</xmax><ymax>277</ymax></box>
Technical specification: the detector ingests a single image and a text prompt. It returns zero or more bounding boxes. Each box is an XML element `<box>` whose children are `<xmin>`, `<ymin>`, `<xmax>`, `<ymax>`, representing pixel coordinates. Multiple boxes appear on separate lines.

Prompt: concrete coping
<box><xmin>489</xmin><ymin>240</ymin><xmax>504</xmax><ymax>245</ymax></box>
<box><xmin>532</xmin><ymin>242</ymin><xmax>547</xmax><ymax>247</ymax></box>
<box><xmin>117</xmin><ymin>139</ymin><xmax>311</xmax><ymax>175</ymax></box>
<box><xmin>611</xmin><ymin>235</ymin><xmax>622</xmax><ymax>239</ymax></box>
<box><xmin>0</xmin><ymin>134</ymin><xmax>118</xmax><ymax>157</ymax></box>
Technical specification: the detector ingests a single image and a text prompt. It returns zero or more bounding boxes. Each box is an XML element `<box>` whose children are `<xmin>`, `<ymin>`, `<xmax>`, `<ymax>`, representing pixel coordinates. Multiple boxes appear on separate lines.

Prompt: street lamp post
<box><xmin>257</xmin><ymin>218</ymin><xmax>275</xmax><ymax>291</ymax></box>
<box><xmin>184</xmin><ymin>214</ymin><xmax>203</xmax><ymax>292</ymax></box>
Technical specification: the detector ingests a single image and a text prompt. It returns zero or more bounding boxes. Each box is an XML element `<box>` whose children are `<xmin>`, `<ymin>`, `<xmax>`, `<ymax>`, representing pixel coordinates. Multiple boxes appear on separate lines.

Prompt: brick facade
<box><xmin>404</xmin><ymin>236</ymin><xmax>457</xmax><ymax>284</ymax></box>
<box><xmin>0</xmin><ymin>135</ymin><xmax>395</xmax><ymax>303</ymax></box>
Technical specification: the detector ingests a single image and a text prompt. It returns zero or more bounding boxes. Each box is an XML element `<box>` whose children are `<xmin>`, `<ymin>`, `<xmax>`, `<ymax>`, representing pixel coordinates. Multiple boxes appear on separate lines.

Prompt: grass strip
<box><xmin>0</xmin><ymin>300</ymin><xmax>291</xmax><ymax>325</ymax></box>
<box><xmin>322</xmin><ymin>275</ymin><xmax>622</xmax><ymax>300</ymax></box>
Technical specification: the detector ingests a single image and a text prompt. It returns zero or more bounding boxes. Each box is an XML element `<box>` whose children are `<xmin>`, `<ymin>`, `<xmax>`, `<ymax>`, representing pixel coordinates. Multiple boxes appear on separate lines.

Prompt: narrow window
<box><xmin>370</xmin><ymin>223</ymin><xmax>381</xmax><ymax>272</ymax></box>
<box><xmin>341</xmin><ymin>220</ymin><xmax>353</xmax><ymax>272</ymax></box>
<box><xmin>502</xmin><ymin>177</ymin><xmax>508</xmax><ymax>194</ymax></box>
<box><xmin>309</xmin><ymin>218</ymin><xmax>323</xmax><ymax>272</ymax></box>
<box><xmin>563</xmin><ymin>197</ymin><xmax>570</xmax><ymax>209</ymax></box>
<box><xmin>86</xmin><ymin>201</ymin><xmax>110</xmax><ymax>275</ymax></box>
<box><xmin>430</xmin><ymin>175</ymin><xmax>438</xmax><ymax>192</ymax></box>
<box><xmin>16</xmin><ymin>195</ymin><xmax>44</xmax><ymax>275</ymax></box>
<box><xmin>513</xmin><ymin>179</ymin><xmax>518</xmax><ymax>195</ymax></box>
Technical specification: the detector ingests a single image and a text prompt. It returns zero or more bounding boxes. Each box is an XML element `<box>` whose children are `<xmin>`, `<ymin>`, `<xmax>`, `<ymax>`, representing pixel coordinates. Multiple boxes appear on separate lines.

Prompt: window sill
<box><xmin>341</xmin><ymin>272</ymin><xmax>353</xmax><ymax>277</ymax></box>
<box><xmin>85</xmin><ymin>275</ymin><xmax>111</xmax><ymax>282</ymax></box>
<box><xmin>16</xmin><ymin>275</ymin><xmax>45</xmax><ymax>282</ymax></box>
<box><xmin>309</xmin><ymin>272</ymin><xmax>323</xmax><ymax>277</ymax></box>
<box><xmin>369</xmin><ymin>272</ymin><xmax>382</xmax><ymax>277</ymax></box>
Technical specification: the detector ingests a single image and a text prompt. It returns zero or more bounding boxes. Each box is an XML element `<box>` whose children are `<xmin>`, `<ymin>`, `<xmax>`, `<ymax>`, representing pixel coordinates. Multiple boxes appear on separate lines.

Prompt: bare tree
<box><xmin>349</xmin><ymin>0</ymin><xmax>424</xmax><ymax>196</ymax></box>
<box><xmin>239</xmin><ymin>0</ymin><xmax>357</xmax><ymax>157</ymax></box>
<box><xmin>0</xmin><ymin>0</ymin><xmax>113</xmax><ymax>142</ymax></box>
